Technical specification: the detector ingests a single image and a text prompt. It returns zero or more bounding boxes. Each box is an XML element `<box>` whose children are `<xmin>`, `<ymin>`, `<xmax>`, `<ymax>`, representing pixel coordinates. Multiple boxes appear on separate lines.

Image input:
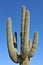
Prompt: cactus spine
<box><xmin>6</xmin><ymin>6</ymin><xmax>38</xmax><ymax>65</ymax></box>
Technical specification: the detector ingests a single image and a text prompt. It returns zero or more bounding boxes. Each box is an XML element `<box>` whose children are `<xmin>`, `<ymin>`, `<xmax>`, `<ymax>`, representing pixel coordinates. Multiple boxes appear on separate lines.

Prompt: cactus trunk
<box><xmin>20</xmin><ymin>56</ymin><xmax>30</xmax><ymax>65</ymax></box>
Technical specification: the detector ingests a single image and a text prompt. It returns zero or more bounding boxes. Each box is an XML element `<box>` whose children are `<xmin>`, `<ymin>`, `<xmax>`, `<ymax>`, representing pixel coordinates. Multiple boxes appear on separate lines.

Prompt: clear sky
<box><xmin>0</xmin><ymin>0</ymin><xmax>43</xmax><ymax>65</ymax></box>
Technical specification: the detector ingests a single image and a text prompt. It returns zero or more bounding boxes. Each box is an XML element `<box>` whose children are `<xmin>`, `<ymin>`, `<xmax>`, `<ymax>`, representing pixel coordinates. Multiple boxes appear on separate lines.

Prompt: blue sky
<box><xmin>0</xmin><ymin>0</ymin><xmax>43</xmax><ymax>65</ymax></box>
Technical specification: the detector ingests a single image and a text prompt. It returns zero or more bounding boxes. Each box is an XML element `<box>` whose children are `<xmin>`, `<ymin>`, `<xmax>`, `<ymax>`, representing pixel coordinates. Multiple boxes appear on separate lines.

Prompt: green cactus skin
<box><xmin>6</xmin><ymin>6</ymin><xmax>38</xmax><ymax>65</ymax></box>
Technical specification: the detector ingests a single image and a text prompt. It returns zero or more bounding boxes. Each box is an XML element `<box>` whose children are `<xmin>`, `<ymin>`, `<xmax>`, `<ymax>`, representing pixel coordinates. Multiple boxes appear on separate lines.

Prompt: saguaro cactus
<box><xmin>6</xmin><ymin>6</ymin><xmax>38</xmax><ymax>65</ymax></box>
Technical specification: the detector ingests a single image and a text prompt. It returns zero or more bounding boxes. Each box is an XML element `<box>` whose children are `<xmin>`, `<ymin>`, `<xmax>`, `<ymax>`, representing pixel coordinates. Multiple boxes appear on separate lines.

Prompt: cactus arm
<box><xmin>21</xmin><ymin>6</ymin><xmax>26</xmax><ymax>58</ymax></box>
<box><xmin>6</xmin><ymin>18</ymin><xmax>19</xmax><ymax>63</ymax></box>
<box><xmin>28</xmin><ymin>32</ymin><xmax>38</xmax><ymax>57</ymax></box>
<box><xmin>21</xmin><ymin>10</ymin><xmax>30</xmax><ymax>59</ymax></box>
<box><xmin>23</xmin><ymin>10</ymin><xmax>30</xmax><ymax>54</ymax></box>
<box><xmin>24</xmin><ymin>10</ymin><xmax>30</xmax><ymax>41</ymax></box>
<box><xmin>21</xmin><ymin>6</ymin><xmax>25</xmax><ymax>46</ymax></box>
